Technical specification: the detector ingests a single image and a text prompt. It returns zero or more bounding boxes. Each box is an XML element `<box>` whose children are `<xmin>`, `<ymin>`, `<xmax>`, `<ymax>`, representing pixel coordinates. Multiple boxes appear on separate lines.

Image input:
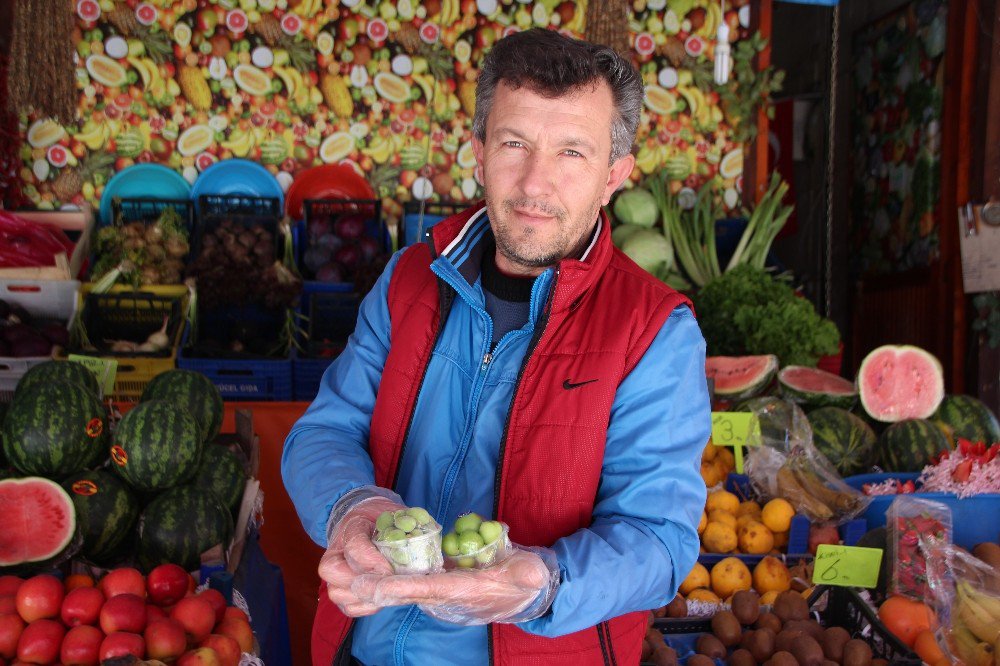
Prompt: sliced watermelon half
<box><xmin>705</xmin><ymin>355</ymin><xmax>778</xmax><ymax>400</ymax></box>
<box><xmin>857</xmin><ymin>344</ymin><xmax>944</xmax><ymax>422</ymax></box>
<box><xmin>778</xmin><ymin>365</ymin><xmax>857</xmax><ymax>410</ymax></box>
<box><xmin>0</xmin><ymin>476</ymin><xmax>78</xmax><ymax>570</ymax></box>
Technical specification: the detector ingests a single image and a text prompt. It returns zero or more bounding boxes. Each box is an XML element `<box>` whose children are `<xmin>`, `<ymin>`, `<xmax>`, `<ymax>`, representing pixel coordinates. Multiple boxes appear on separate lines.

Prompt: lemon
<box><xmin>26</xmin><ymin>119</ymin><xmax>66</xmax><ymax>148</ymax></box>
<box><xmin>373</xmin><ymin>72</ymin><xmax>411</xmax><ymax>104</ymax></box>
<box><xmin>697</xmin><ymin>511</ymin><xmax>707</xmax><ymax>535</ymax></box>
<box><xmin>643</xmin><ymin>85</ymin><xmax>676</xmax><ymax>115</ymax></box>
<box><xmin>720</xmin><ymin>148</ymin><xmax>744</xmax><ymax>179</ymax></box>
<box><xmin>708</xmin><ymin>510</ymin><xmax>737</xmax><ymax>530</ymax></box>
<box><xmin>701</xmin><ymin>521</ymin><xmax>738</xmax><ymax>553</ymax></box>
<box><xmin>86</xmin><ymin>54</ymin><xmax>127</xmax><ymax>88</ymax></box>
<box><xmin>233</xmin><ymin>64</ymin><xmax>271</xmax><ymax>97</ymax></box>
<box><xmin>456</xmin><ymin>140</ymin><xmax>476</xmax><ymax>169</ymax></box>
<box><xmin>761</xmin><ymin>498</ymin><xmax>795</xmax><ymax>533</ymax></box>
<box><xmin>177</xmin><ymin>124</ymin><xmax>213</xmax><ymax>157</ymax></box>
<box><xmin>710</xmin><ymin>557</ymin><xmax>752</xmax><ymax>599</ymax></box>
<box><xmin>679</xmin><ymin>562</ymin><xmax>710</xmax><ymax>595</ymax></box>
<box><xmin>686</xmin><ymin>588</ymin><xmax>722</xmax><ymax>604</ymax></box>
<box><xmin>705</xmin><ymin>489</ymin><xmax>740</xmax><ymax>514</ymax></box>
<box><xmin>319</xmin><ymin>131</ymin><xmax>355</xmax><ymax>163</ymax></box>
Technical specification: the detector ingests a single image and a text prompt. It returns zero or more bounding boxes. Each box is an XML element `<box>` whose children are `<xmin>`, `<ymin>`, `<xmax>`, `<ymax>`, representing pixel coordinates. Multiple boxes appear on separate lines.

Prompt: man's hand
<box><xmin>320</xmin><ymin>497</ymin><xmax>404</xmax><ymax>617</ymax></box>
<box><xmin>351</xmin><ymin>548</ymin><xmax>558</xmax><ymax>625</ymax></box>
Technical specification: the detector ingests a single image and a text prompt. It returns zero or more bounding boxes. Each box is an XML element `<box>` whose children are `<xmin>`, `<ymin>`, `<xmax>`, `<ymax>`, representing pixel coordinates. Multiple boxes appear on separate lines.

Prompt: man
<box><xmin>282</xmin><ymin>28</ymin><xmax>710</xmax><ymax>666</ymax></box>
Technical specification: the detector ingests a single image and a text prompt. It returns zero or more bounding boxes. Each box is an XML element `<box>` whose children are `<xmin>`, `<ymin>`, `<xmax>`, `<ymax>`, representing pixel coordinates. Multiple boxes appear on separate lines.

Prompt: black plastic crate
<box><xmin>187</xmin><ymin>302</ymin><xmax>289</xmax><ymax>360</ymax></box>
<box><xmin>401</xmin><ymin>200</ymin><xmax>466</xmax><ymax>247</ymax></box>
<box><xmin>74</xmin><ymin>290</ymin><xmax>184</xmax><ymax>358</ymax></box>
<box><xmin>298</xmin><ymin>198</ymin><xmax>389</xmax><ymax>286</ymax></box>
<box><xmin>302</xmin><ymin>290</ymin><xmax>359</xmax><ymax>359</ymax></box>
<box><xmin>193</xmin><ymin>194</ymin><xmax>283</xmax><ymax>262</ymax></box>
<box><xmin>646</xmin><ymin>586</ymin><xmax>920</xmax><ymax>666</ymax></box>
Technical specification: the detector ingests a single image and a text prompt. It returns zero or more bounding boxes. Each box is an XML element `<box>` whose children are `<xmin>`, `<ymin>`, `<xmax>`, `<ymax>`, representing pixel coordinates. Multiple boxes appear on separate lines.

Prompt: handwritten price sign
<box><xmin>710</xmin><ymin>412</ymin><xmax>758</xmax><ymax>473</ymax></box>
<box><xmin>812</xmin><ymin>545</ymin><xmax>883</xmax><ymax>588</ymax></box>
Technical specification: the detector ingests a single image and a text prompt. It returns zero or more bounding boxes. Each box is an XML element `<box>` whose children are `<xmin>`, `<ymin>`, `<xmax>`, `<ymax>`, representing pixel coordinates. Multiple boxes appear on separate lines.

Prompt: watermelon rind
<box><xmin>2</xmin><ymin>380</ymin><xmax>109</xmax><ymax>478</ymax></box>
<box><xmin>192</xmin><ymin>444</ymin><xmax>248</xmax><ymax>517</ymax></box>
<box><xmin>808</xmin><ymin>407</ymin><xmax>878</xmax><ymax>477</ymax></box>
<box><xmin>0</xmin><ymin>476</ymin><xmax>80</xmax><ymax>571</ymax></box>
<box><xmin>137</xmin><ymin>484</ymin><xmax>234</xmax><ymax>573</ymax></box>
<box><xmin>61</xmin><ymin>469</ymin><xmax>139</xmax><ymax>565</ymax></box>
<box><xmin>929</xmin><ymin>394</ymin><xmax>1000</xmax><ymax>446</ymax></box>
<box><xmin>110</xmin><ymin>399</ymin><xmax>203</xmax><ymax>493</ymax></box>
<box><xmin>857</xmin><ymin>345</ymin><xmax>945</xmax><ymax>422</ymax></box>
<box><xmin>778</xmin><ymin>365</ymin><xmax>857</xmax><ymax>410</ymax></box>
<box><xmin>16</xmin><ymin>360</ymin><xmax>100</xmax><ymax>397</ymax></box>
<box><xmin>706</xmin><ymin>355</ymin><xmax>779</xmax><ymax>400</ymax></box>
<box><xmin>140</xmin><ymin>369</ymin><xmax>224</xmax><ymax>444</ymax></box>
<box><xmin>877</xmin><ymin>418</ymin><xmax>949</xmax><ymax>473</ymax></box>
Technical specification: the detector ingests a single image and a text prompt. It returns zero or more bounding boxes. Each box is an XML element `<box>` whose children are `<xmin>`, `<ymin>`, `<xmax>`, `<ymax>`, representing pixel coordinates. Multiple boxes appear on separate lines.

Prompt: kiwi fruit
<box><xmin>729</xmin><ymin>648</ymin><xmax>756</xmax><ymax>666</ymax></box>
<box><xmin>653</xmin><ymin>605</ymin><xmax>667</xmax><ymax>618</ymax></box>
<box><xmin>688</xmin><ymin>654</ymin><xmax>717</xmax><ymax>666</ymax></box>
<box><xmin>748</xmin><ymin>627</ymin><xmax>776</xmax><ymax>663</ymax></box>
<box><xmin>650</xmin><ymin>644</ymin><xmax>679</xmax><ymax>666</ymax></box>
<box><xmin>791</xmin><ymin>635</ymin><xmax>824</xmax><ymax>666</ymax></box>
<box><xmin>665</xmin><ymin>594</ymin><xmax>688</xmax><ymax>619</ymax></box>
<box><xmin>712</xmin><ymin>610</ymin><xmax>743</xmax><ymax>648</ymax></box>
<box><xmin>641</xmin><ymin>638</ymin><xmax>654</xmax><ymax>662</ymax></box>
<box><xmin>697</xmin><ymin>634</ymin><xmax>728</xmax><ymax>659</ymax></box>
<box><xmin>822</xmin><ymin>661</ymin><xmax>839</xmax><ymax>666</ymax></box>
<box><xmin>765</xmin><ymin>650</ymin><xmax>799</xmax><ymax>666</ymax></box>
<box><xmin>784</xmin><ymin>619</ymin><xmax>824</xmax><ymax>644</ymax></box>
<box><xmin>773</xmin><ymin>591</ymin><xmax>809</xmax><ymax>623</ymax></box>
<box><xmin>842</xmin><ymin>639</ymin><xmax>873</xmax><ymax>666</ymax></box>
<box><xmin>774</xmin><ymin>628</ymin><xmax>805</xmax><ymax>654</ymax></box>
<box><xmin>755</xmin><ymin>611</ymin><xmax>783</xmax><ymax>634</ymax></box>
<box><xmin>871</xmin><ymin>658</ymin><xmax>889</xmax><ymax>666</ymax></box>
<box><xmin>822</xmin><ymin>626</ymin><xmax>851</xmax><ymax>662</ymax></box>
<box><xmin>732</xmin><ymin>589</ymin><xmax>762</xmax><ymax>625</ymax></box>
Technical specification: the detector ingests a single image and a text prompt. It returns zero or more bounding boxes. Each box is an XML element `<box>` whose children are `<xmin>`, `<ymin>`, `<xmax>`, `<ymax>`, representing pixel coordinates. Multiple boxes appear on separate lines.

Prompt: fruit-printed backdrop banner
<box><xmin>850</xmin><ymin>0</ymin><xmax>947</xmax><ymax>276</ymax></box>
<box><xmin>17</xmin><ymin>0</ymin><xmax>753</xmax><ymax>230</ymax></box>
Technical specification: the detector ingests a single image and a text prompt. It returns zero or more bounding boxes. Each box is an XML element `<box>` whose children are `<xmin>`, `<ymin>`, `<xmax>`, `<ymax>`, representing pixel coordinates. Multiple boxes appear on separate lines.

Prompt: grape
<box><xmin>454</xmin><ymin>512</ymin><xmax>483</xmax><ymax>534</ymax></box>
<box><xmin>478</xmin><ymin>520</ymin><xmax>503</xmax><ymax>545</ymax></box>
<box><xmin>441</xmin><ymin>532</ymin><xmax>460</xmax><ymax>556</ymax></box>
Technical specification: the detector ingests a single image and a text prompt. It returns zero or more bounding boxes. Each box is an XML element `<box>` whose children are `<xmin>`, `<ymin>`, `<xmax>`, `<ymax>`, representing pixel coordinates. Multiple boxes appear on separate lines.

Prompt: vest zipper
<box><xmin>488</xmin><ymin>269</ymin><xmax>558</xmax><ymax>666</ymax></box>
<box><xmin>596</xmin><ymin>621</ymin><xmax>615</xmax><ymax>666</ymax></box>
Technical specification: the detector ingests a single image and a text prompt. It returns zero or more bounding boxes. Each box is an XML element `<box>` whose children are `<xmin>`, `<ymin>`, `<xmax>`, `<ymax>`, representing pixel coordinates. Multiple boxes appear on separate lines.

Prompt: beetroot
<box><xmin>37</xmin><ymin>323</ymin><xmax>69</xmax><ymax>347</ymax></box>
<box><xmin>2</xmin><ymin>323</ymin><xmax>34</xmax><ymax>344</ymax></box>
<box><xmin>334</xmin><ymin>245</ymin><xmax>360</xmax><ymax>269</ymax></box>
<box><xmin>334</xmin><ymin>215</ymin><xmax>366</xmax><ymax>241</ymax></box>
<box><xmin>315</xmin><ymin>263</ymin><xmax>344</xmax><ymax>283</ymax></box>
<box><xmin>6</xmin><ymin>304</ymin><xmax>31</xmax><ymax>326</ymax></box>
<box><xmin>11</xmin><ymin>336</ymin><xmax>52</xmax><ymax>358</ymax></box>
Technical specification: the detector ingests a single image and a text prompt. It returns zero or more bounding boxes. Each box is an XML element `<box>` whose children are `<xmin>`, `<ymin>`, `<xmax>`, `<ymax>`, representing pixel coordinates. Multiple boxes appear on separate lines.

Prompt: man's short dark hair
<box><xmin>472</xmin><ymin>28</ymin><xmax>643</xmax><ymax>164</ymax></box>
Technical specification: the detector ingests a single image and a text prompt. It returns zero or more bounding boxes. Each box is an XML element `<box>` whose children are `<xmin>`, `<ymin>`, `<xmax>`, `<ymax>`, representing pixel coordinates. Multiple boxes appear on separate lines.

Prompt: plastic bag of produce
<box><xmin>924</xmin><ymin>539</ymin><xmax>1000</xmax><ymax>666</ymax></box>
<box><xmin>0</xmin><ymin>211</ymin><xmax>75</xmax><ymax>268</ymax></box>
<box><xmin>743</xmin><ymin>398</ymin><xmax>870</xmax><ymax>524</ymax></box>
<box><xmin>886</xmin><ymin>496</ymin><xmax>952</xmax><ymax>599</ymax></box>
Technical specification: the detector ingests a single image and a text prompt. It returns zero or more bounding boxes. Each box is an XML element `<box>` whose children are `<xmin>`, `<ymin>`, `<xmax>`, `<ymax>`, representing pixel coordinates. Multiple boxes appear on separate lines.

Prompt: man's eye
<box><xmin>503</xmin><ymin>141</ymin><xmax>523</xmax><ymax>149</ymax></box>
<box><xmin>564</xmin><ymin>150</ymin><xmax>582</xmax><ymax>157</ymax></box>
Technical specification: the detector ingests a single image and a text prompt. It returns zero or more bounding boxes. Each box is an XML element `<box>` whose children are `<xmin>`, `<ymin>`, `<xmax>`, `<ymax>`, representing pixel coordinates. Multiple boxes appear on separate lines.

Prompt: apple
<box><xmin>147</xmin><ymin>564</ymin><xmax>190</xmax><ymax>607</ymax></box>
<box><xmin>99</xmin><ymin>631</ymin><xmax>145</xmax><ymax>661</ymax></box>
<box><xmin>170</xmin><ymin>597</ymin><xmax>216</xmax><ymax>643</ymax></box>
<box><xmin>61</xmin><ymin>587</ymin><xmax>104</xmax><ymax>627</ymax></box>
<box><xmin>178</xmin><ymin>646</ymin><xmax>222</xmax><ymax>665</ymax></box>
<box><xmin>100</xmin><ymin>594</ymin><xmax>146</xmax><ymax>634</ymax></box>
<box><xmin>16</xmin><ymin>619</ymin><xmax>64</xmax><ymax>665</ymax></box>
<box><xmin>15</xmin><ymin>575</ymin><xmax>64</xmax><ymax>623</ymax></box>
<box><xmin>200</xmin><ymin>634</ymin><xmax>241</xmax><ymax>666</ymax></box>
<box><xmin>60</xmin><ymin>625</ymin><xmax>103</xmax><ymax>666</ymax></box>
<box><xmin>196</xmin><ymin>589</ymin><xmax>227</xmax><ymax>625</ymax></box>
<box><xmin>0</xmin><ymin>613</ymin><xmax>25</xmax><ymax>659</ymax></box>
<box><xmin>147</xmin><ymin>604</ymin><xmax>167</xmax><ymax>624</ymax></box>
<box><xmin>0</xmin><ymin>577</ymin><xmax>22</xmax><ymax>597</ymax></box>
<box><xmin>222</xmin><ymin>606</ymin><xmax>249</xmax><ymax>624</ymax></box>
<box><xmin>99</xmin><ymin>568</ymin><xmax>145</xmax><ymax>600</ymax></box>
<box><xmin>808</xmin><ymin>523</ymin><xmax>841</xmax><ymax>555</ymax></box>
<box><xmin>213</xmin><ymin>617</ymin><xmax>252</xmax><ymax>654</ymax></box>
<box><xmin>0</xmin><ymin>596</ymin><xmax>14</xmax><ymax>615</ymax></box>
<box><xmin>145</xmin><ymin>618</ymin><xmax>187</xmax><ymax>662</ymax></box>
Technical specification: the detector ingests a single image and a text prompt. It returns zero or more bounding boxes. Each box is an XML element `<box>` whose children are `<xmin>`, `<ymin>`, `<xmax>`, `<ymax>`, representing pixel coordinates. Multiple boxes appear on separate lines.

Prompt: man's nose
<box><xmin>516</xmin><ymin>152</ymin><xmax>554</xmax><ymax>199</ymax></box>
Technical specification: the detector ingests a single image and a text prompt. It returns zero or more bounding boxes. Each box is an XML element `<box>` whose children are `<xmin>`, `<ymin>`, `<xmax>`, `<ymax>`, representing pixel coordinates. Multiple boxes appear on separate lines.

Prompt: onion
<box><xmin>359</xmin><ymin>236</ymin><xmax>380</xmax><ymax>262</ymax></box>
<box><xmin>334</xmin><ymin>214</ymin><xmax>367</xmax><ymax>241</ymax></box>
<box><xmin>308</xmin><ymin>218</ymin><xmax>332</xmax><ymax>239</ymax></box>
<box><xmin>317</xmin><ymin>233</ymin><xmax>343</xmax><ymax>251</ymax></box>
<box><xmin>303</xmin><ymin>246</ymin><xmax>329</xmax><ymax>273</ymax></box>
<box><xmin>315</xmin><ymin>263</ymin><xmax>344</xmax><ymax>283</ymax></box>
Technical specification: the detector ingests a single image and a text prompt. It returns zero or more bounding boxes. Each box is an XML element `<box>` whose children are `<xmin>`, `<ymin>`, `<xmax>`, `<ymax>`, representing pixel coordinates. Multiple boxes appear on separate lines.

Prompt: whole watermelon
<box><xmin>61</xmin><ymin>469</ymin><xmax>139</xmax><ymax>565</ymax></box>
<box><xmin>2</xmin><ymin>380</ymin><xmax>109</xmax><ymax>477</ymax></box>
<box><xmin>877</xmin><ymin>419</ymin><xmax>949</xmax><ymax>472</ymax></box>
<box><xmin>733</xmin><ymin>397</ymin><xmax>810</xmax><ymax>448</ymax></box>
<box><xmin>808</xmin><ymin>407</ymin><xmax>878</xmax><ymax>476</ymax></box>
<box><xmin>929</xmin><ymin>395</ymin><xmax>1000</xmax><ymax>447</ymax></box>
<box><xmin>110</xmin><ymin>400</ymin><xmax>202</xmax><ymax>492</ymax></box>
<box><xmin>16</xmin><ymin>360</ymin><xmax>100</xmax><ymax>397</ymax></box>
<box><xmin>137</xmin><ymin>485</ymin><xmax>233</xmax><ymax>572</ymax></box>
<box><xmin>192</xmin><ymin>444</ymin><xmax>247</xmax><ymax>516</ymax></box>
<box><xmin>140</xmin><ymin>370</ymin><xmax>223</xmax><ymax>444</ymax></box>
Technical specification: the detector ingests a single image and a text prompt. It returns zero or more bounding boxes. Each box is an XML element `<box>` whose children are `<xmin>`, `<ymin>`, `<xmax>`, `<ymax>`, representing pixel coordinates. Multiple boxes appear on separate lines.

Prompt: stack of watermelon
<box><xmin>0</xmin><ymin>364</ymin><xmax>249</xmax><ymax>575</ymax></box>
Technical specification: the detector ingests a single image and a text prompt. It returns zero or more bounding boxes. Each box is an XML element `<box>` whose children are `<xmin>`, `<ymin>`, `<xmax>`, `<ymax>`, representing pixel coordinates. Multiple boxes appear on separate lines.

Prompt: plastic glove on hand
<box><xmin>320</xmin><ymin>497</ymin><xmax>405</xmax><ymax>617</ymax></box>
<box><xmin>352</xmin><ymin>547</ymin><xmax>558</xmax><ymax>625</ymax></box>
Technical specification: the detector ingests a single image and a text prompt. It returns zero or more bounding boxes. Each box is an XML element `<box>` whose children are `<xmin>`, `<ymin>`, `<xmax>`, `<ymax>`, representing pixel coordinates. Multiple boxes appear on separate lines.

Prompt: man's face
<box><xmin>472</xmin><ymin>80</ymin><xmax>635</xmax><ymax>276</ymax></box>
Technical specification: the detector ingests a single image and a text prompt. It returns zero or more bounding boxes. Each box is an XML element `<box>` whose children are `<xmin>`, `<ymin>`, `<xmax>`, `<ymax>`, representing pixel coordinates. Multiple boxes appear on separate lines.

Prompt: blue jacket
<box><xmin>282</xmin><ymin>218</ymin><xmax>710</xmax><ymax>666</ymax></box>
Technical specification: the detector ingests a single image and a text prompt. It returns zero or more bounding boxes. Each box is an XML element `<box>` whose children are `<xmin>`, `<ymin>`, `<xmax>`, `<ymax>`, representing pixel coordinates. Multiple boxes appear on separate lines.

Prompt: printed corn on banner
<box><xmin>16</xmin><ymin>0</ymin><xmax>753</xmax><ymax>226</ymax></box>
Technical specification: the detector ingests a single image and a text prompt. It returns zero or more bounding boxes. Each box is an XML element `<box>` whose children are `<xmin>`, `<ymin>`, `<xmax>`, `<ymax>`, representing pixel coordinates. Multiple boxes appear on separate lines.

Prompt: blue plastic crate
<box><xmin>844</xmin><ymin>472</ymin><xmax>1000</xmax><ymax>548</ymax></box>
<box><xmin>292</xmin><ymin>348</ymin><xmax>334</xmax><ymax>402</ymax></box>
<box><xmin>400</xmin><ymin>200</ymin><xmax>465</xmax><ymax>247</ymax></box>
<box><xmin>178</xmin><ymin>328</ymin><xmax>291</xmax><ymax>401</ymax></box>
<box><xmin>292</xmin><ymin>291</ymin><xmax>356</xmax><ymax>400</ymax></box>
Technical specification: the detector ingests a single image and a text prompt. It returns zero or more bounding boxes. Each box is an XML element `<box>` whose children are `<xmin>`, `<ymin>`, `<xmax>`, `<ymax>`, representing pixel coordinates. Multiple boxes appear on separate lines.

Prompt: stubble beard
<box><xmin>487</xmin><ymin>192</ymin><xmax>603</xmax><ymax>270</ymax></box>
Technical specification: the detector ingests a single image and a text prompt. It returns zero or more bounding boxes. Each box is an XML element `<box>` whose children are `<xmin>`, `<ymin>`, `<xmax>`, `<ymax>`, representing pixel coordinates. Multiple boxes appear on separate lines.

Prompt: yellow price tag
<box><xmin>711</xmin><ymin>412</ymin><xmax>758</xmax><ymax>473</ymax></box>
<box><xmin>67</xmin><ymin>355</ymin><xmax>117</xmax><ymax>396</ymax></box>
<box><xmin>812</xmin><ymin>545</ymin><xmax>883</xmax><ymax>588</ymax></box>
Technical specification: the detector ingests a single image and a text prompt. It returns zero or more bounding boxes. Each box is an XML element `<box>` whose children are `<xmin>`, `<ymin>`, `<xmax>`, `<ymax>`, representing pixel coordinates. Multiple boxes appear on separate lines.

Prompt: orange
<box><xmin>701</xmin><ymin>521</ymin><xmax>738</xmax><ymax>553</ymax></box>
<box><xmin>736</xmin><ymin>500</ymin><xmax>762</xmax><ymax>517</ymax></box>
<box><xmin>761</xmin><ymin>498</ymin><xmax>795</xmax><ymax>533</ymax></box>
<box><xmin>65</xmin><ymin>574</ymin><xmax>95</xmax><ymax>591</ymax></box>
<box><xmin>697</xmin><ymin>511</ymin><xmax>708</xmax><ymax>535</ymax></box>
<box><xmin>706</xmin><ymin>490</ymin><xmax>740</xmax><ymax>515</ymax></box>
<box><xmin>759</xmin><ymin>590</ymin><xmax>779</xmax><ymax>606</ymax></box>
<box><xmin>702</xmin><ymin>440</ymin><xmax>718</xmax><ymax>462</ymax></box>
<box><xmin>679</xmin><ymin>563</ymin><xmax>710</xmax><ymax>596</ymax></box>
<box><xmin>772</xmin><ymin>530</ymin><xmax>789</xmax><ymax>549</ymax></box>
<box><xmin>701</xmin><ymin>460</ymin><xmax>724</xmax><ymax>488</ymax></box>
<box><xmin>708</xmin><ymin>510</ymin><xmax>737</xmax><ymax>530</ymax></box>
<box><xmin>710</xmin><ymin>557</ymin><xmax>752</xmax><ymax>599</ymax></box>
<box><xmin>716</xmin><ymin>447</ymin><xmax>736</xmax><ymax>471</ymax></box>
<box><xmin>737</xmin><ymin>520</ymin><xmax>774</xmax><ymax>555</ymax></box>
<box><xmin>878</xmin><ymin>596</ymin><xmax>935</xmax><ymax>648</ymax></box>
<box><xmin>752</xmin><ymin>556</ymin><xmax>791</xmax><ymax>594</ymax></box>
<box><xmin>686</xmin><ymin>588</ymin><xmax>723</xmax><ymax>604</ymax></box>
<box><xmin>913</xmin><ymin>630</ymin><xmax>945</xmax><ymax>666</ymax></box>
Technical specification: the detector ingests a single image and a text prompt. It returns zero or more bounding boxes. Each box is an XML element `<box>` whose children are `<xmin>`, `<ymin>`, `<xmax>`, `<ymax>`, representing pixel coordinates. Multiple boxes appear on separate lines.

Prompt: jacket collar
<box><xmin>427</xmin><ymin>201</ymin><xmax>613</xmax><ymax>314</ymax></box>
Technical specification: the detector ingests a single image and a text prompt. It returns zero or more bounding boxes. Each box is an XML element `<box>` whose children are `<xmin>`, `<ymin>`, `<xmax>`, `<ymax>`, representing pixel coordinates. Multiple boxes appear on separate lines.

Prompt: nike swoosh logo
<box><xmin>563</xmin><ymin>378</ymin><xmax>598</xmax><ymax>390</ymax></box>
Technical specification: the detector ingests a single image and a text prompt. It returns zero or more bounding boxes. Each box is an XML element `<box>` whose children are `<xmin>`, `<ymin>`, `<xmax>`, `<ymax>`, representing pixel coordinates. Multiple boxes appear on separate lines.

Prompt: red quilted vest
<box><xmin>312</xmin><ymin>203</ymin><xmax>692</xmax><ymax>666</ymax></box>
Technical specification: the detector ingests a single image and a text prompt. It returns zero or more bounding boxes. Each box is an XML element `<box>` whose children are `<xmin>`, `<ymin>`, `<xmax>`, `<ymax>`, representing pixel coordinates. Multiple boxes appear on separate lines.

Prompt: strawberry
<box><xmin>900</xmin><ymin>480</ymin><xmax>916</xmax><ymax>494</ymax></box>
<box><xmin>952</xmin><ymin>459</ymin><xmax>974</xmax><ymax>483</ymax></box>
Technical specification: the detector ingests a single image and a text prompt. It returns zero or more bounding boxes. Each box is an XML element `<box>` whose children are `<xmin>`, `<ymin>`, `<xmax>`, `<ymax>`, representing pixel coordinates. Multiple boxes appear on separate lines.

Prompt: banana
<box><xmin>441</xmin><ymin>0</ymin><xmax>458</xmax><ymax>25</ymax></box>
<box><xmin>298</xmin><ymin>0</ymin><xmax>319</xmax><ymax>18</ymax></box>
<box><xmin>961</xmin><ymin>582</ymin><xmax>1000</xmax><ymax>619</ymax></box>
<box><xmin>699</xmin><ymin>1</ymin><xmax>721</xmax><ymax>40</ymax></box>
<box><xmin>221</xmin><ymin>128</ymin><xmax>255</xmax><ymax>158</ymax></box>
<box><xmin>957</xmin><ymin>584</ymin><xmax>1000</xmax><ymax>644</ymax></box>
<box><xmin>791</xmin><ymin>466</ymin><xmax>861</xmax><ymax>514</ymax></box>
<box><xmin>412</xmin><ymin>73</ymin><xmax>435</xmax><ymax>103</ymax></box>
<box><xmin>363</xmin><ymin>135</ymin><xmax>393</xmax><ymax>165</ymax></box>
<box><xmin>273</xmin><ymin>65</ymin><xmax>298</xmax><ymax>98</ymax></box>
<box><xmin>776</xmin><ymin>465</ymin><xmax>834</xmax><ymax>521</ymax></box>
<box><xmin>127</xmin><ymin>56</ymin><xmax>151</xmax><ymax>89</ymax></box>
<box><xmin>677</xmin><ymin>85</ymin><xmax>702</xmax><ymax>118</ymax></box>
<box><xmin>76</xmin><ymin>120</ymin><xmax>108</xmax><ymax>151</ymax></box>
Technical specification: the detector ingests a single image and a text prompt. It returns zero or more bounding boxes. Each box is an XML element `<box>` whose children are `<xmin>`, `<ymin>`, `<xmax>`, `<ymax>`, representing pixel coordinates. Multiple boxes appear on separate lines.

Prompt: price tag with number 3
<box><xmin>710</xmin><ymin>412</ymin><xmax>757</xmax><ymax>473</ymax></box>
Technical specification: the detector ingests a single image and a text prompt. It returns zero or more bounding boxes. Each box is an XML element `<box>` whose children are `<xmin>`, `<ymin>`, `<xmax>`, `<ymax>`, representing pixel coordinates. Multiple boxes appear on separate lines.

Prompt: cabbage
<box><xmin>611</xmin><ymin>223</ymin><xmax>645</xmax><ymax>248</ymax></box>
<box><xmin>621</xmin><ymin>229</ymin><xmax>673</xmax><ymax>276</ymax></box>
<box><xmin>612</xmin><ymin>188</ymin><xmax>659</xmax><ymax>228</ymax></box>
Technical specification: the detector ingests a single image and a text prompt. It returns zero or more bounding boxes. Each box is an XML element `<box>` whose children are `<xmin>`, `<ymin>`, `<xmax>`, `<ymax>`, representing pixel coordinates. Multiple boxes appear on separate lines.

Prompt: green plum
<box><xmin>454</xmin><ymin>512</ymin><xmax>483</xmax><ymax>534</ymax></box>
<box><xmin>441</xmin><ymin>532</ymin><xmax>460</xmax><ymax>556</ymax></box>
<box><xmin>375</xmin><ymin>511</ymin><xmax>395</xmax><ymax>532</ymax></box>
<box><xmin>394</xmin><ymin>514</ymin><xmax>418</xmax><ymax>533</ymax></box>
<box><xmin>382</xmin><ymin>529</ymin><xmax>407</xmax><ymax>542</ymax></box>
<box><xmin>457</xmin><ymin>530</ymin><xmax>485</xmax><ymax>555</ymax></box>
<box><xmin>406</xmin><ymin>507</ymin><xmax>433</xmax><ymax>525</ymax></box>
<box><xmin>475</xmin><ymin>548</ymin><xmax>495</xmax><ymax>565</ymax></box>
<box><xmin>456</xmin><ymin>556</ymin><xmax>476</xmax><ymax>568</ymax></box>
<box><xmin>391</xmin><ymin>548</ymin><xmax>412</xmax><ymax>565</ymax></box>
<box><xmin>478</xmin><ymin>521</ymin><xmax>503</xmax><ymax>545</ymax></box>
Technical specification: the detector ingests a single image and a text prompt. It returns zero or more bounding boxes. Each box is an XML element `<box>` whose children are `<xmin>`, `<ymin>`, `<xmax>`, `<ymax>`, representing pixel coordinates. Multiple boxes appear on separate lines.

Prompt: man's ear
<box><xmin>602</xmin><ymin>154</ymin><xmax>636</xmax><ymax>206</ymax></box>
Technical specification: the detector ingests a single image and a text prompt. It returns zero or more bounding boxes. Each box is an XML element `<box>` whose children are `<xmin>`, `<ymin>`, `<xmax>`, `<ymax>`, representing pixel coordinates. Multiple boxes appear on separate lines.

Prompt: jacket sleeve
<box><xmin>519</xmin><ymin>304</ymin><xmax>710</xmax><ymax>637</ymax></box>
<box><xmin>280</xmin><ymin>251</ymin><xmax>402</xmax><ymax>548</ymax></box>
